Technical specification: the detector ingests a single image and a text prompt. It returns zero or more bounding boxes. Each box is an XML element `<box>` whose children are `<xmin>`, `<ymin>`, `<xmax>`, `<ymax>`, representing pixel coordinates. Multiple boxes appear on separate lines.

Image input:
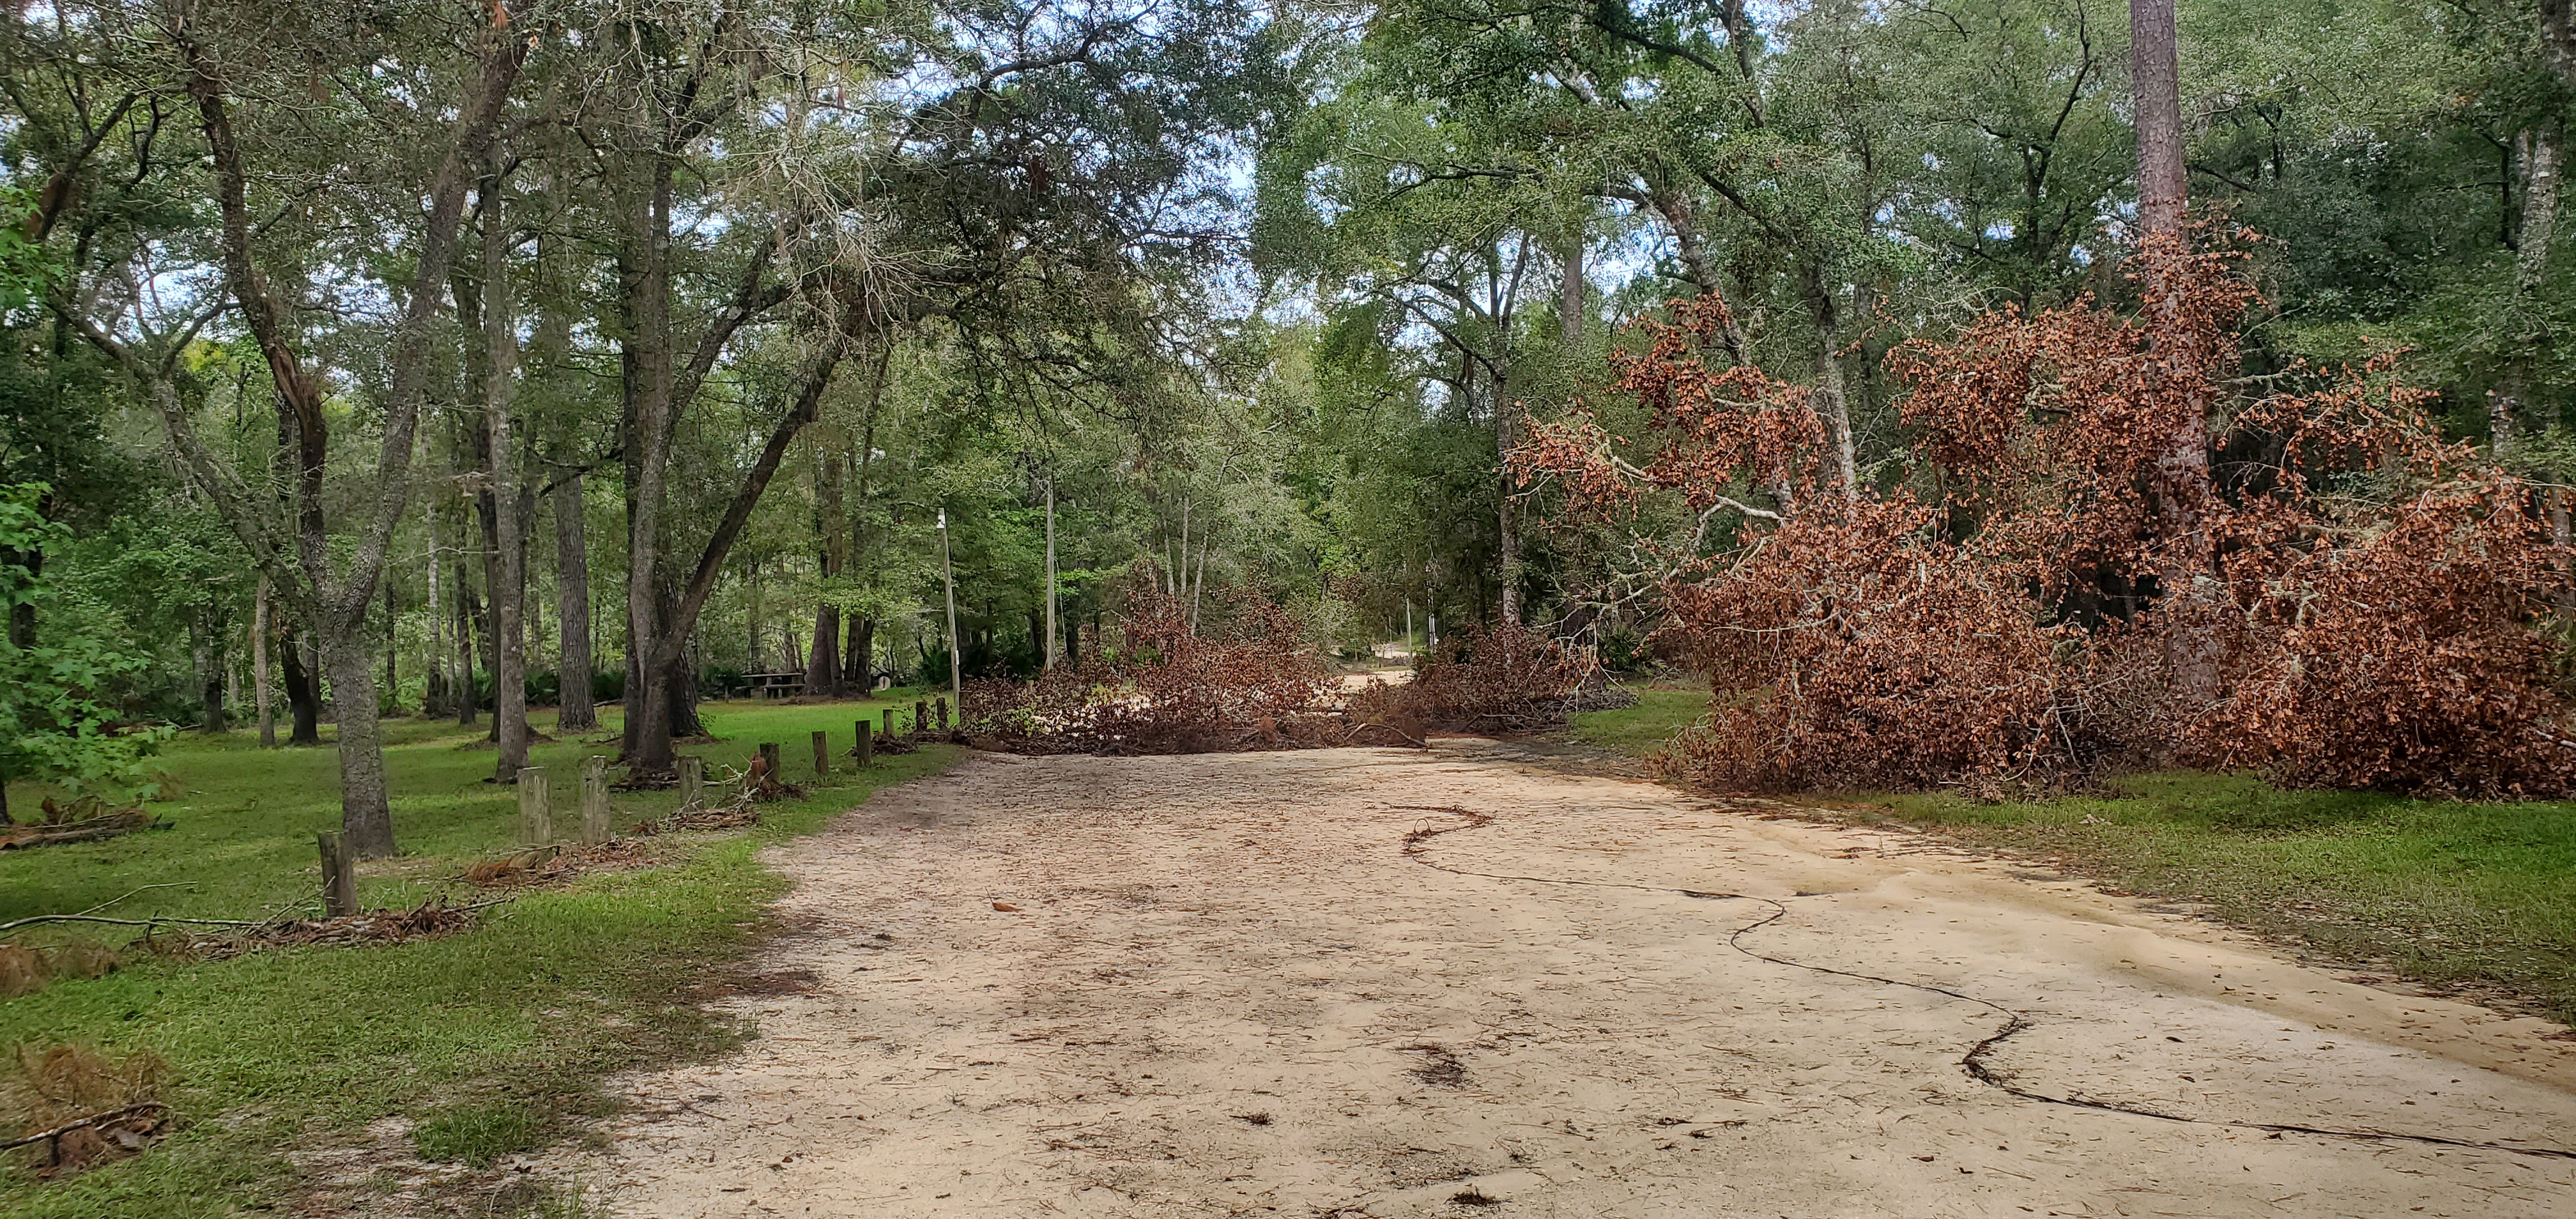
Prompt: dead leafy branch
<box><xmin>0</xmin><ymin>797</ymin><xmax>168</xmax><ymax>851</ymax></box>
<box><xmin>965</xmin><ymin>586</ymin><xmax>1614</xmax><ymax>754</ymax></box>
<box><xmin>964</xmin><ymin>588</ymin><xmax>1345</xmax><ymax>753</ymax></box>
<box><xmin>1516</xmin><ymin>234</ymin><xmax>2576</xmax><ymax>795</ymax></box>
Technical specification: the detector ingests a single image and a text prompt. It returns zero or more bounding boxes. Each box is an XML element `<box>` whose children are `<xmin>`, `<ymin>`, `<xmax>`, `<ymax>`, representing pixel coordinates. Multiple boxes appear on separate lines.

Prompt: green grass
<box><xmin>0</xmin><ymin>693</ymin><xmax>957</xmax><ymax>1217</ymax></box>
<box><xmin>1567</xmin><ymin>687</ymin><xmax>2576</xmax><ymax>1024</ymax></box>
<box><xmin>1565</xmin><ymin>683</ymin><xmax>1709</xmax><ymax>758</ymax></box>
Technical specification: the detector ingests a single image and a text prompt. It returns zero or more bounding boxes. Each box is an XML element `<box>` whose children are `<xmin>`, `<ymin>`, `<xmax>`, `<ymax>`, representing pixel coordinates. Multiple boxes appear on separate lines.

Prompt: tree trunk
<box><xmin>321</xmin><ymin>624</ymin><xmax>396</xmax><ymax>856</ymax></box>
<box><xmin>2130</xmin><ymin>0</ymin><xmax>2187</xmax><ymax>241</ymax></box>
<box><xmin>808</xmin><ymin>448</ymin><xmax>844</xmax><ymax>696</ymax></box>
<box><xmin>1496</xmin><ymin>365</ymin><xmax>1522</xmax><ymax>626</ymax></box>
<box><xmin>454</xmin><ymin>554</ymin><xmax>479</xmax><ymax>728</ymax></box>
<box><xmin>195</xmin><ymin>617</ymin><xmax>226</xmax><ymax>732</ymax></box>
<box><xmin>848</xmin><ymin>616</ymin><xmax>876</xmax><ymax>691</ymax></box>
<box><xmin>2497</xmin><ymin>123</ymin><xmax>2563</xmax><ymax>457</ymax></box>
<box><xmin>1191</xmin><ymin>528</ymin><xmax>1211</xmax><ymax>633</ymax></box>
<box><xmin>1044</xmin><ymin>481</ymin><xmax>1059</xmax><ymax>670</ymax></box>
<box><xmin>480</xmin><ymin>169</ymin><xmax>530</xmax><ymax>781</ymax></box>
<box><xmin>1560</xmin><ymin>241</ymin><xmax>1583</xmax><ymax>347</ymax></box>
<box><xmin>172</xmin><ymin>22</ymin><xmax>526</xmax><ymax>855</ymax></box>
<box><xmin>254</xmin><ymin>573</ymin><xmax>276</xmax><ymax>747</ymax></box>
<box><xmin>1642</xmin><ymin>189</ymin><xmax>1749</xmax><ymax>365</ymax></box>
<box><xmin>554</xmin><ymin>473</ymin><xmax>597</xmax><ymax>731</ymax></box>
<box><xmin>1801</xmin><ymin>263</ymin><xmax>1861</xmax><ymax>500</ymax></box>
<box><xmin>2129</xmin><ymin>0</ymin><xmax>2223</xmax><ymax>708</ymax></box>
<box><xmin>383</xmin><ymin>579</ymin><xmax>398</xmax><ymax>714</ymax></box>
<box><xmin>284</xmin><ymin>628</ymin><xmax>321</xmax><ymax>744</ymax></box>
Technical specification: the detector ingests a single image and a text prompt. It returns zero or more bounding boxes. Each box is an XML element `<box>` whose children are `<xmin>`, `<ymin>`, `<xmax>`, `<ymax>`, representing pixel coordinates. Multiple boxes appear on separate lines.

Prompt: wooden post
<box><xmin>881</xmin><ymin>707</ymin><xmax>894</xmax><ymax>739</ymax></box>
<box><xmin>518</xmin><ymin>765</ymin><xmax>551</xmax><ymax>845</ymax></box>
<box><xmin>855</xmin><ymin>719</ymin><xmax>873</xmax><ymax>768</ymax></box>
<box><xmin>760</xmin><ymin>742</ymin><xmax>782</xmax><ymax>779</ymax></box>
<box><xmin>580</xmin><ymin>755</ymin><xmax>610</xmax><ymax>846</ymax></box>
<box><xmin>914</xmin><ymin>700</ymin><xmax>926</xmax><ymax>735</ymax></box>
<box><xmin>316</xmin><ymin>832</ymin><xmax>358</xmax><ymax>917</ymax></box>
<box><xmin>936</xmin><ymin>696</ymin><xmax>949</xmax><ymax>731</ymax></box>
<box><xmin>678</xmin><ymin>755</ymin><xmax>704</xmax><ymax>809</ymax></box>
<box><xmin>811</xmin><ymin>730</ymin><xmax>831</xmax><ymax>779</ymax></box>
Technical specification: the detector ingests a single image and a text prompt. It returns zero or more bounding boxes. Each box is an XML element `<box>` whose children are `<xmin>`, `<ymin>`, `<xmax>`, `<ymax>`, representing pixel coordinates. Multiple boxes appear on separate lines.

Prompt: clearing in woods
<box><xmin>556</xmin><ymin>744</ymin><xmax>2576</xmax><ymax>1216</ymax></box>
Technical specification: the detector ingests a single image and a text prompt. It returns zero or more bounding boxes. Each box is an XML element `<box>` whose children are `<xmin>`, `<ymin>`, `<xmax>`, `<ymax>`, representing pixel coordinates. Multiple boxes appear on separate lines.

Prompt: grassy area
<box><xmin>1567</xmin><ymin>687</ymin><xmax>2576</xmax><ymax>1025</ymax></box>
<box><xmin>1565</xmin><ymin>683</ymin><xmax>1708</xmax><ymax>758</ymax></box>
<box><xmin>0</xmin><ymin>693</ymin><xmax>957</xmax><ymax>1217</ymax></box>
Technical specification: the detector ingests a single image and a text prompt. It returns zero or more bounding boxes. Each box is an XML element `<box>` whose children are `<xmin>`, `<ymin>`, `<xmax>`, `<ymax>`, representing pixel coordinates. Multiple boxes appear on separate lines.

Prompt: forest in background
<box><xmin>5</xmin><ymin>0</ymin><xmax>2574</xmax><ymax>844</ymax></box>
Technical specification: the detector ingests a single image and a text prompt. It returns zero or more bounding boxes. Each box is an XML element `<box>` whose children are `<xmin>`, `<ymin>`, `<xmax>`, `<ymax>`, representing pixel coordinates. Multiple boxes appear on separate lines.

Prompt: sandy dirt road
<box><xmin>562</xmin><ymin>744</ymin><xmax>2576</xmax><ymax>1218</ymax></box>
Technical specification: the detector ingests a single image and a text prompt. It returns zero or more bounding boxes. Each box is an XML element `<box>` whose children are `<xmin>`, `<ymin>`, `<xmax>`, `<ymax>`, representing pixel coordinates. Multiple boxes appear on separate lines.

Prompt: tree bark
<box><xmin>554</xmin><ymin>473</ymin><xmax>597</xmax><ymax>732</ymax></box>
<box><xmin>1560</xmin><ymin>241</ymin><xmax>1583</xmax><ymax>348</ymax></box>
<box><xmin>479</xmin><ymin>167</ymin><xmax>530</xmax><ymax>781</ymax></box>
<box><xmin>807</xmin><ymin>448</ymin><xmax>844</xmax><ymax>696</ymax></box>
<box><xmin>320</xmin><ymin>626</ymin><xmax>395</xmax><ymax>856</ymax></box>
<box><xmin>1801</xmin><ymin>263</ymin><xmax>1861</xmax><ymax>500</ymax></box>
<box><xmin>254</xmin><ymin>573</ymin><xmax>275</xmax><ymax>747</ymax></box>
<box><xmin>848</xmin><ymin>616</ymin><xmax>876</xmax><ymax>689</ymax></box>
<box><xmin>2130</xmin><ymin>0</ymin><xmax>2188</xmax><ymax>241</ymax></box>
<box><xmin>283</xmin><ymin>628</ymin><xmax>321</xmax><ymax>745</ymax></box>
<box><xmin>1044</xmin><ymin>480</ymin><xmax>1058</xmax><ymax>670</ymax></box>
<box><xmin>195</xmin><ymin>616</ymin><xmax>226</xmax><ymax>732</ymax></box>
<box><xmin>2497</xmin><ymin>124</ymin><xmax>2563</xmax><ymax>457</ymax></box>
<box><xmin>843</xmin><ymin>346</ymin><xmax>893</xmax><ymax>685</ymax></box>
<box><xmin>383</xmin><ymin>579</ymin><xmax>399</xmax><ymax>714</ymax></box>
<box><xmin>2129</xmin><ymin>0</ymin><xmax>2223</xmax><ymax>709</ymax></box>
<box><xmin>1496</xmin><ymin>364</ymin><xmax>1522</xmax><ymax>626</ymax></box>
<box><xmin>455</xmin><ymin>551</ymin><xmax>479</xmax><ymax>728</ymax></box>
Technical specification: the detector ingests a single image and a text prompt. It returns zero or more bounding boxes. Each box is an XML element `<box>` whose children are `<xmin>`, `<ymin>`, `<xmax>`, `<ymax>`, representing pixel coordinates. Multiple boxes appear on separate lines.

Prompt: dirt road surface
<box><xmin>560</xmin><ymin>744</ymin><xmax>2576</xmax><ymax>1217</ymax></box>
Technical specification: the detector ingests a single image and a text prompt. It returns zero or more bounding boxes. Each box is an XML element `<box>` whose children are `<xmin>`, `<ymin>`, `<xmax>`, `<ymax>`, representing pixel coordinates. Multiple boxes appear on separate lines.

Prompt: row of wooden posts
<box><xmin>314</xmin><ymin>698</ymin><xmax>953</xmax><ymax>917</ymax></box>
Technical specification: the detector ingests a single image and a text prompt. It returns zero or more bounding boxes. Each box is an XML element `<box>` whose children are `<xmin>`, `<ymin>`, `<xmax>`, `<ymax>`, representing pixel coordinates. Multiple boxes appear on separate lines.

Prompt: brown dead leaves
<box><xmin>1</xmin><ymin>1045</ymin><xmax>171</xmax><ymax>1177</ymax></box>
<box><xmin>1519</xmin><ymin>234</ymin><xmax>2576</xmax><ymax>795</ymax></box>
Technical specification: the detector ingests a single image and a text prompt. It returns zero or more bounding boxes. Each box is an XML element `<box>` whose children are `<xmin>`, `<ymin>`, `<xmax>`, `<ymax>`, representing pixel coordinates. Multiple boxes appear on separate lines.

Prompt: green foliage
<box><xmin>0</xmin><ymin>184</ymin><xmax>51</xmax><ymax>316</ymax></box>
<box><xmin>0</xmin><ymin>484</ymin><xmax>166</xmax><ymax>804</ymax></box>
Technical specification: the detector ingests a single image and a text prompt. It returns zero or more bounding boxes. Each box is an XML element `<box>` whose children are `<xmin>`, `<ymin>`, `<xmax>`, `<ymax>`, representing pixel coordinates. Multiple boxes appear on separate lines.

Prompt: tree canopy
<box><xmin>3</xmin><ymin>0</ymin><xmax>2572</xmax><ymax>828</ymax></box>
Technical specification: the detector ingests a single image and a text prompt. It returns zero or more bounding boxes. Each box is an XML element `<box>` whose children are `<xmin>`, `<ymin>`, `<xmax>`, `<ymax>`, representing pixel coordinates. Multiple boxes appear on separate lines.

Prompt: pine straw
<box><xmin>0</xmin><ymin>940</ymin><xmax>121</xmax><ymax>999</ymax></box>
<box><xmin>463</xmin><ymin>838</ymin><xmax>657</xmax><ymax>888</ymax></box>
<box><xmin>1</xmin><ymin>1045</ymin><xmax>172</xmax><ymax>1177</ymax></box>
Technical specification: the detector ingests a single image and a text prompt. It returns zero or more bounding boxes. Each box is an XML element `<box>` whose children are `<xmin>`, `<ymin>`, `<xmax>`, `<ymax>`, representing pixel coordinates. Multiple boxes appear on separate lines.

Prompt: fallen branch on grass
<box><xmin>0</xmin><ymin>884</ymin><xmax>203</xmax><ymax>940</ymax></box>
<box><xmin>0</xmin><ymin>808</ymin><xmax>169</xmax><ymax>850</ymax></box>
<box><xmin>0</xmin><ymin>1103</ymin><xmax>170</xmax><ymax>1153</ymax></box>
<box><xmin>181</xmin><ymin>899</ymin><xmax>503</xmax><ymax>959</ymax></box>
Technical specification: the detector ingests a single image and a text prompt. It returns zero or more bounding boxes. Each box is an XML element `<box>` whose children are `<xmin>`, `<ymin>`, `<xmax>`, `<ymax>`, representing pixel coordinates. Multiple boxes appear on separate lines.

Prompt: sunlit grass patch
<box><xmin>0</xmin><ymin>695</ymin><xmax>955</xmax><ymax>1216</ymax></box>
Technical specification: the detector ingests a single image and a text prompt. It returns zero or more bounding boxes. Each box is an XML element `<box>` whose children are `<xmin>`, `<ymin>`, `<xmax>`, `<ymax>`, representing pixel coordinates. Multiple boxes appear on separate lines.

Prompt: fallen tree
<box><xmin>1515</xmin><ymin>235</ymin><xmax>2576</xmax><ymax>797</ymax></box>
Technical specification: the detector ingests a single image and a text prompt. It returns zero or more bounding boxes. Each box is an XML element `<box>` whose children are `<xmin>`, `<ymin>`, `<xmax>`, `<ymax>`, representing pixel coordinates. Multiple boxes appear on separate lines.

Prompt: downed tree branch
<box><xmin>0</xmin><ymin>1103</ymin><xmax>171</xmax><ymax>1153</ymax></box>
<box><xmin>0</xmin><ymin>809</ymin><xmax>169</xmax><ymax>850</ymax></box>
<box><xmin>0</xmin><ymin>914</ymin><xmax>263</xmax><ymax>939</ymax></box>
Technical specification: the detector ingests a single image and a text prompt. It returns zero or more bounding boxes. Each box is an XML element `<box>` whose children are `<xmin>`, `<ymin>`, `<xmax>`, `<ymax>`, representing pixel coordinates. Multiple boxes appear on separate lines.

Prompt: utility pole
<box><xmin>939</xmin><ymin>508</ymin><xmax>962</xmax><ymax>710</ymax></box>
<box><xmin>1044</xmin><ymin>480</ymin><xmax>1059</xmax><ymax>671</ymax></box>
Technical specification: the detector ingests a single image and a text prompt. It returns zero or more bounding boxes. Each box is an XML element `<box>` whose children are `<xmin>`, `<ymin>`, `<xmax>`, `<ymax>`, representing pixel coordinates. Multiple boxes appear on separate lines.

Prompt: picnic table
<box><xmin>746</xmin><ymin>671</ymin><xmax>806</xmax><ymax>698</ymax></box>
